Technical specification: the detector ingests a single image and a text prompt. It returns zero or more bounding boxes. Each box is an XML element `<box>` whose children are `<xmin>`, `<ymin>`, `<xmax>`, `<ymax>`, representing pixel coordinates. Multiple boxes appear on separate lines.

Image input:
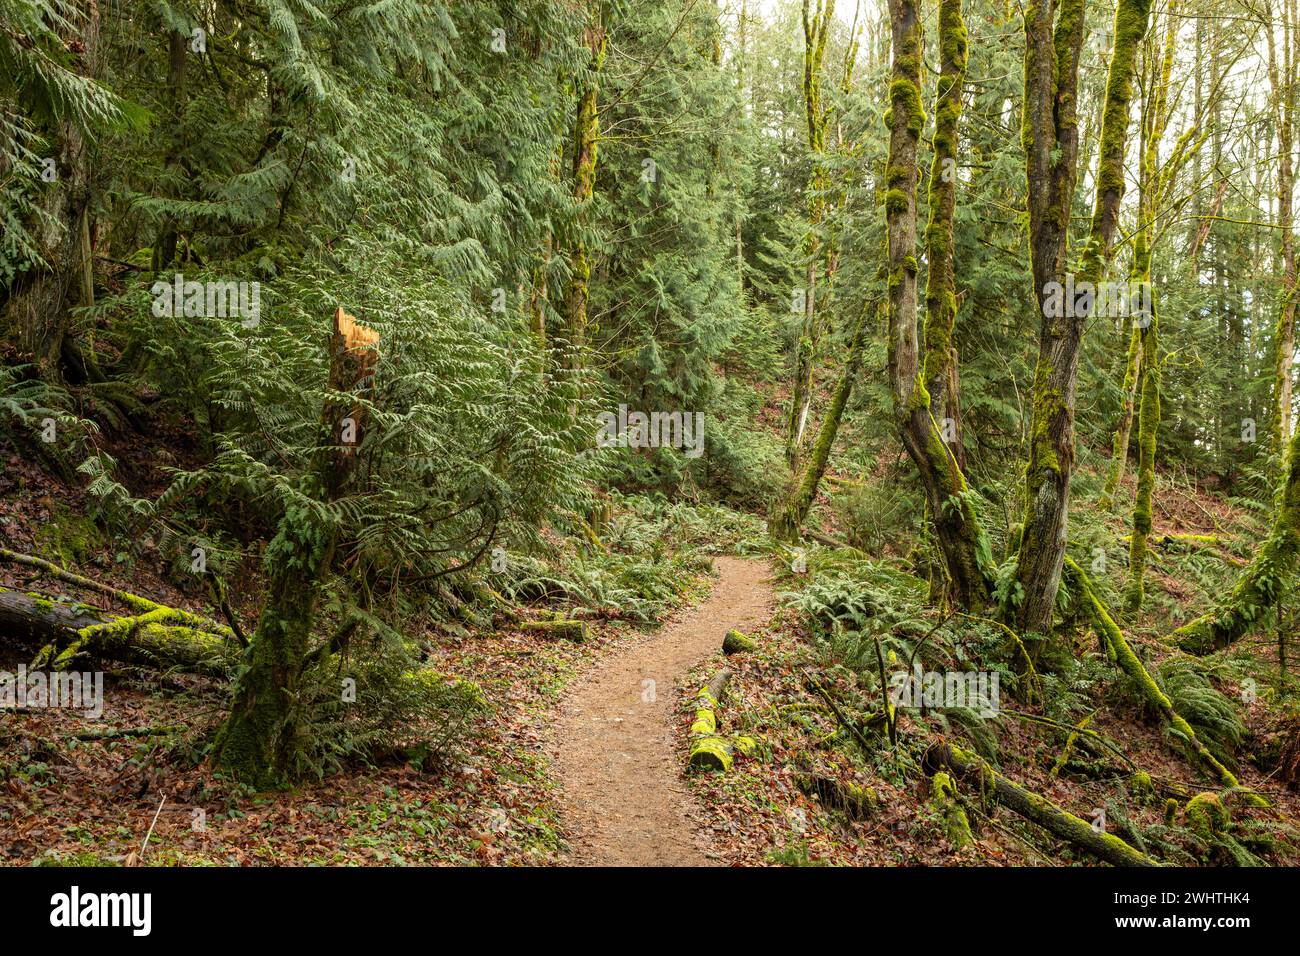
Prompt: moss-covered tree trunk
<box><xmin>1173</xmin><ymin>413</ymin><xmax>1300</xmax><ymax>653</ymax></box>
<box><xmin>153</xmin><ymin>27</ymin><xmax>187</xmax><ymax>272</ymax></box>
<box><xmin>210</xmin><ymin>521</ymin><xmax>334</xmax><ymax>787</ymax></box>
<box><xmin>1101</xmin><ymin>323</ymin><xmax>1142</xmax><ymax>508</ymax></box>
<box><xmin>883</xmin><ymin>0</ymin><xmax>994</xmax><ymax>610</ymax></box>
<box><xmin>923</xmin><ymin>0</ymin><xmax>968</xmax><ymax>469</ymax></box>
<box><xmin>785</xmin><ymin>0</ymin><xmax>836</xmax><ymax>468</ymax></box>
<box><xmin>768</xmin><ymin>5</ymin><xmax>865</xmax><ymax>541</ymax></box>
<box><xmin>1124</xmin><ymin>302</ymin><xmax>1159</xmax><ymax>613</ymax></box>
<box><xmin>562</xmin><ymin>4</ymin><xmax>607</xmax><ymax>373</ymax></box>
<box><xmin>1065</xmin><ymin>559</ymin><xmax>1258</xmax><ymax>798</ymax></box>
<box><xmin>1122</xmin><ymin>6</ymin><xmax>1185</xmax><ymax>613</ymax></box>
<box><xmin>211</xmin><ymin>311</ymin><xmax>376</xmax><ymax>787</ymax></box>
<box><xmin>769</xmin><ymin>301</ymin><xmax>872</xmax><ymax>542</ymax></box>
<box><xmin>1014</xmin><ymin>0</ymin><xmax>1149</xmax><ymax>633</ymax></box>
<box><xmin>4</xmin><ymin>2</ymin><xmax>102</xmax><ymax>382</ymax></box>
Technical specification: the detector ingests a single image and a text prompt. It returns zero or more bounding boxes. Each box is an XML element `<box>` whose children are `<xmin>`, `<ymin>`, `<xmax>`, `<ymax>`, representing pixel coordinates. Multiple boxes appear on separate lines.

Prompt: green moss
<box><xmin>1125</xmin><ymin>307</ymin><xmax>1161</xmax><ymax>613</ymax></box>
<box><xmin>931</xmin><ymin>771</ymin><xmax>973</xmax><ymax>849</ymax></box>
<box><xmin>1133</xmin><ymin>770</ymin><xmax>1154</xmax><ymax>804</ymax></box>
<box><xmin>690</xmin><ymin>708</ymin><xmax>717</xmax><ymax>736</ymax></box>
<box><xmin>1183</xmin><ymin>792</ymin><xmax>1229</xmax><ymax>841</ymax></box>
<box><xmin>35</xmin><ymin>506</ymin><xmax>101</xmax><ymax>569</ymax></box>
<box><xmin>688</xmin><ymin>735</ymin><xmax>733</xmax><ymax>772</ymax></box>
<box><xmin>722</xmin><ymin>629</ymin><xmax>756</xmax><ymax>655</ymax></box>
<box><xmin>1065</xmin><ymin>558</ymin><xmax>1265</xmax><ymax>804</ymax></box>
<box><xmin>1163</xmin><ymin>798</ymin><xmax>1179</xmax><ymax>826</ymax></box>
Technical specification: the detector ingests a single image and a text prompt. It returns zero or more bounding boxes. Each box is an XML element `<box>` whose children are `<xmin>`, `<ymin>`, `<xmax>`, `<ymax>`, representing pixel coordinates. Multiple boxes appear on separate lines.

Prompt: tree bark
<box><xmin>1015</xmin><ymin>0</ymin><xmax>1149</xmax><ymax>632</ymax></box>
<box><xmin>211</xmin><ymin>309</ymin><xmax>378</xmax><ymax>787</ymax></box>
<box><xmin>769</xmin><ymin>300</ymin><xmax>872</xmax><ymax>542</ymax></box>
<box><xmin>923</xmin><ymin>0</ymin><xmax>969</xmax><ymax>469</ymax></box>
<box><xmin>0</xmin><ymin>589</ymin><xmax>234</xmax><ymax>676</ymax></box>
<box><xmin>883</xmin><ymin>0</ymin><xmax>994</xmax><ymax>610</ymax></box>
<box><xmin>1172</xmin><ymin>412</ymin><xmax>1300</xmax><ymax>654</ymax></box>
<box><xmin>4</xmin><ymin>0</ymin><xmax>103</xmax><ymax>380</ymax></box>
<box><xmin>786</xmin><ymin>0</ymin><xmax>837</xmax><ymax>468</ymax></box>
<box><xmin>561</xmin><ymin>3</ymin><xmax>607</xmax><ymax>374</ymax></box>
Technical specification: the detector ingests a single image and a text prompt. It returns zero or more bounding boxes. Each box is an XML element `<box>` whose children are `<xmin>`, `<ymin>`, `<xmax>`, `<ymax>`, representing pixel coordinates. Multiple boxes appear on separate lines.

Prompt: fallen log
<box><xmin>0</xmin><ymin>589</ymin><xmax>104</xmax><ymax>643</ymax></box>
<box><xmin>0</xmin><ymin>548</ymin><xmax>157</xmax><ymax>612</ymax></box>
<box><xmin>688</xmin><ymin>668</ymin><xmax>758</xmax><ymax>772</ymax></box>
<box><xmin>722</xmin><ymin>628</ymin><xmax>755</xmax><ymax>655</ymax></box>
<box><xmin>0</xmin><ymin>588</ymin><xmax>236</xmax><ymax>676</ymax></box>
<box><xmin>1063</xmin><ymin>557</ymin><xmax>1265</xmax><ymax>805</ymax></box>
<box><xmin>925</xmin><ymin>742</ymin><xmax>1158</xmax><ymax>867</ymax></box>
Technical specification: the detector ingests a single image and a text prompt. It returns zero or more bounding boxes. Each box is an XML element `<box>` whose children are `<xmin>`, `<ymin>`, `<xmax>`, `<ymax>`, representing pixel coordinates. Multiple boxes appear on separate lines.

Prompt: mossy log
<box><xmin>925</xmin><ymin>742</ymin><xmax>1159</xmax><ymax>867</ymax></box>
<box><xmin>691</xmin><ymin>669</ymin><xmax>731</xmax><ymax>737</ymax></box>
<box><xmin>520</xmin><ymin>617</ymin><xmax>588</xmax><ymax>642</ymax></box>
<box><xmin>722</xmin><ymin>628</ymin><xmax>756</xmax><ymax>655</ymax></box>
<box><xmin>687</xmin><ymin>669</ymin><xmax>757</xmax><ymax>772</ymax></box>
<box><xmin>0</xmin><ymin>588</ymin><xmax>103</xmax><ymax>643</ymax></box>
<box><xmin>688</xmin><ymin>735</ymin><xmax>735</xmax><ymax>771</ymax></box>
<box><xmin>930</xmin><ymin>771</ymin><xmax>973</xmax><ymax>850</ymax></box>
<box><xmin>1</xmin><ymin>588</ymin><xmax>235</xmax><ymax>676</ymax></box>
<box><xmin>698</xmin><ymin>668</ymin><xmax>733</xmax><ymax>711</ymax></box>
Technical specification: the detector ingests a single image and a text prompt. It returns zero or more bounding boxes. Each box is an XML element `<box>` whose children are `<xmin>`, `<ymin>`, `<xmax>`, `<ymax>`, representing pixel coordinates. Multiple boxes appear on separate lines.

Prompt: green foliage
<box><xmin>1152</xmin><ymin>658</ymin><xmax>1247</xmax><ymax>768</ymax></box>
<box><xmin>834</xmin><ymin>476</ymin><xmax>923</xmax><ymax>555</ymax></box>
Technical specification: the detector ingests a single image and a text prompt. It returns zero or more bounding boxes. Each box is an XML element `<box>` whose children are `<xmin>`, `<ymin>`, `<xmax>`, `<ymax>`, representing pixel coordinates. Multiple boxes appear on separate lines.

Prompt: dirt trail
<box><xmin>553</xmin><ymin>556</ymin><xmax>773</xmax><ymax>866</ymax></box>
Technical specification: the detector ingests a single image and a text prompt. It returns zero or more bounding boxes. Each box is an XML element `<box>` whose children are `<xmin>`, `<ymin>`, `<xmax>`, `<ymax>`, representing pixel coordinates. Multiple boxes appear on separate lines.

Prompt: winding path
<box><xmin>553</xmin><ymin>556</ymin><xmax>773</xmax><ymax>866</ymax></box>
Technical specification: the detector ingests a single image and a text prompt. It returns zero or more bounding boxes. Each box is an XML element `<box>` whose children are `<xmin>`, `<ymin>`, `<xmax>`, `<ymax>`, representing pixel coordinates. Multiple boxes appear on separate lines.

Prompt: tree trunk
<box><xmin>923</xmin><ymin>0</ymin><xmax>969</xmax><ymax>468</ymax></box>
<box><xmin>769</xmin><ymin>301</ymin><xmax>872</xmax><ymax>542</ymax></box>
<box><xmin>1066</xmin><ymin>559</ymin><xmax>1258</xmax><ymax>798</ymax></box>
<box><xmin>562</xmin><ymin>5</ymin><xmax>607</xmax><ymax>374</ymax></box>
<box><xmin>1172</xmin><ymin>412</ymin><xmax>1300</xmax><ymax>654</ymax></box>
<box><xmin>1015</xmin><ymin>0</ymin><xmax>1149</xmax><ymax>632</ymax></box>
<box><xmin>1267</xmin><ymin>0</ymin><xmax>1299</xmax><ymax>452</ymax></box>
<box><xmin>1125</xmin><ymin>312</ymin><xmax>1159</xmax><ymax>613</ymax></box>
<box><xmin>211</xmin><ymin>309</ymin><xmax>377</xmax><ymax>787</ymax></box>
<box><xmin>785</xmin><ymin>0</ymin><xmax>836</xmax><ymax>469</ymax></box>
<box><xmin>884</xmin><ymin>0</ymin><xmax>994</xmax><ymax>610</ymax></box>
<box><xmin>4</xmin><ymin>1</ymin><xmax>102</xmax><ymax>380</ymax></box>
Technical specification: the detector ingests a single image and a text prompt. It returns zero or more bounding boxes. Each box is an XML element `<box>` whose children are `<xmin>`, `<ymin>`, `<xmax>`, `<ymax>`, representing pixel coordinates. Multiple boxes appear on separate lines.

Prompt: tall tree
<box><xmin>1014</xmin><ymin>0</ymin><xmax>1150</xmax><ymax>633</ymax></box>
<box><xmin>884</xmin><ymin>0</ymin><xmax>995</xmax><ymax>609</ymax></box>
<box><xmin>1266</xmin><ymin>0</ymin><xmax>1299</xmax><ymax>452</ymax></box>
<box><xmin>563</xmin><ymin>0</ymin><xmax>609</xmax><ymax>375</ymax></box>
<box><xmin>785</xmin><ymin>0</ymin><xmax>837</xmax><ymax>467</ymax></box>
<box><xmin>922</xmin><ymin>0</ymin><xmax>970</xmax><ymax>469</ymax></box>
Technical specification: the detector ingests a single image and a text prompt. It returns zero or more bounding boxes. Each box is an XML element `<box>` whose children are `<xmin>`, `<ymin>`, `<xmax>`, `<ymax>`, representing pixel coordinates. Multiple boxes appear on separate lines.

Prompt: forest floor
<box><xmin>551</xmin><ymin>556</ymin><xmax>772</xmax><ymax>865</ymax></box>
<box><xmin>4</xmin><ymin>426</ymin><xmax>1300</xmax><ymax>867</ymax></box>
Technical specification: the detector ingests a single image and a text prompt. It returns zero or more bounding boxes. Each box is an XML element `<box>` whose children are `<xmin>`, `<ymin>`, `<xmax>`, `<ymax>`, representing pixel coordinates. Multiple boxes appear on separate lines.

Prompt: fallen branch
<box><xmin>804</xmin><ymin>668</ymin><xmax>878</xmax><ymax>756</ymax></box>
<box><xmin>71</xmin><ymin>725</ymin><xmax>185</xmax><ymax>741</ymax></box>
<box><xmin>924</xmin><ymin>742</ymin><xmax>1158</xmax><ymax>867</ymax></box>
<box><xmin>1063</xmin><ymin>557</ymin><xmax>1265</xmax><ymax>805</ymax></box>
<box><xmin>0</xmin><ymin>548</ymin><xmax>157</xmax><ymax>612</ymax></box>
